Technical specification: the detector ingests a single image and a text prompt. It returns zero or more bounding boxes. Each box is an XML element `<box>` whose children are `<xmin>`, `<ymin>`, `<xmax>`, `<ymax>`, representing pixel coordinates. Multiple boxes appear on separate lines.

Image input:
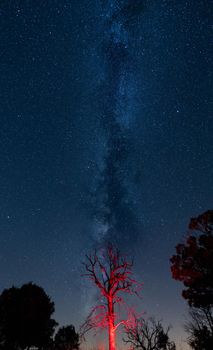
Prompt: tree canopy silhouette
<box><xmin>0</xmin><ymin>282</ymin><xmax>57</xmax><ymax>350</ymax></box>
<box><xmin>81</xmin><ymin>244</ymin><xmax>142</xmax><ymax>350</ymax></box>
<box><xmin>170</xmin><ymin>210</ymin><xmax>213</xmax><ymax>308</ymax></box>
<box><xmin>54</xmin><ymin>325</ymin><xmax>80</xmax><ymax>350</ymax></box>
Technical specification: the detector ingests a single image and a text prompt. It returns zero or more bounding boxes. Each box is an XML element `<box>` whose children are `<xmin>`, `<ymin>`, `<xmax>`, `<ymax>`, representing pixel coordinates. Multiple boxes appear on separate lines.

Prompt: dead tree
<box><xmin>81</xmin><ymin>244</ymin><xmax>142</xmax><ymax>350</ymax></box>
<box><xmin>124</xmin><ymin>316</ymin><xmax>176</xmax><ymax>350</ymax></box>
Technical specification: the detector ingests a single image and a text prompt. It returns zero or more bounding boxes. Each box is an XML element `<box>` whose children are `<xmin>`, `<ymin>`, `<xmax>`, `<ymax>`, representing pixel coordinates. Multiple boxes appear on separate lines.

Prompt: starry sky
<box><xmin>0</xmin><ymin>0</ymin><xmax>212</xmax><ymax>349</ymax></box>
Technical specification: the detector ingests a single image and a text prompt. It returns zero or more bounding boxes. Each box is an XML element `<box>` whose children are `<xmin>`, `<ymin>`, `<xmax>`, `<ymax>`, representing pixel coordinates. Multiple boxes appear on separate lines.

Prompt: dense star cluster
<box><xmin>0</xmin><ymin>0</ymin><xmax>212</xmax><ymax>349</ymax></box>
<box><xmin>91</xmin><ymin>0</ymin><xmax>144</xmax><ymax>246</ymax></box>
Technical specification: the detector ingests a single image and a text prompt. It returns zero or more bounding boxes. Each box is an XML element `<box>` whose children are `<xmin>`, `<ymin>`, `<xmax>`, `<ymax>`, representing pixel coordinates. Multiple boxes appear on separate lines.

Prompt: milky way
<box><xmin>0</xmin><ymin>1</ymin><xmax>212</xmax><ymax>348</ymax></box>
<box><xmin>91</xmin><ymin>0</ymin><xmax>144</xmax><ymax>248</ymax></box>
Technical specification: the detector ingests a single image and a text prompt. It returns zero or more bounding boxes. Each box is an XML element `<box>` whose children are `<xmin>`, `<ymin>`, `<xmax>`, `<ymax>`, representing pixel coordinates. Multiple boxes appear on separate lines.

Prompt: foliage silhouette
<box><xmin>170</xmin><ymin>210</ymin><xmax>213</xmax><ymax>308</ymax></box>
<box><xmin>0</xmin><ymin>282</ymin><xmax>57</xmax><ymax>350</ymax></box>
<box><xmin>171</xmin><ymin>210</ymin><xmax>213</xmax><ymax>350</ymax></box>
<box><xmin>54</xmin><ymin>325</ymin><xmax>80</xmax><ymax>350</ymax></box>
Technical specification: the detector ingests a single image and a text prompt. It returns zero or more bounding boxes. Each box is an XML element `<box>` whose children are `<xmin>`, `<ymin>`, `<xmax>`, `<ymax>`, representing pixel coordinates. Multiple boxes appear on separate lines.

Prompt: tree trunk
<box><xmin>108</xmin><ymin>296</ymin><xmax>116</xmax><ymax>350</ymax></box>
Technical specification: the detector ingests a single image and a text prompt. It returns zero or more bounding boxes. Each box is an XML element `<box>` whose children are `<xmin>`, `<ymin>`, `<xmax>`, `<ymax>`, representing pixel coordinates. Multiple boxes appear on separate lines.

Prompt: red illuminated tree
<box><xmin>81</xmin><ymin>244</ymin><xmax>142</xmax><ymax>350</ymax></box>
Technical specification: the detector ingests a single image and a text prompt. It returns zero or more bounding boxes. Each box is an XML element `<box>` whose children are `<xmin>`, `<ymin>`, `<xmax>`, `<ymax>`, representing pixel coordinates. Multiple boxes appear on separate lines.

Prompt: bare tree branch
<box><xmin>81</xmin><ymin>244</ymin><xmax>142</xmax><ymax>350</ymax></box>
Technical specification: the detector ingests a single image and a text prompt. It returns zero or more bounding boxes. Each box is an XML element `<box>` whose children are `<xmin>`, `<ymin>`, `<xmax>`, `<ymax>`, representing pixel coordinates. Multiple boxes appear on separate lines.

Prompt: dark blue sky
<box><xmin>0</xmin><ymin>1</ymin><xmax>212</xmax><ymax>349</ymax></box>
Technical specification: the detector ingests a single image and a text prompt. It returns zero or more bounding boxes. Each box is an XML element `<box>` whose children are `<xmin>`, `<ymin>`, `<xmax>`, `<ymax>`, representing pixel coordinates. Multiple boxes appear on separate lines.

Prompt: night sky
<box><xmin>0</xmin><ymin>0</ymin><xmax>212</xmax><ymax>349</ymax></box>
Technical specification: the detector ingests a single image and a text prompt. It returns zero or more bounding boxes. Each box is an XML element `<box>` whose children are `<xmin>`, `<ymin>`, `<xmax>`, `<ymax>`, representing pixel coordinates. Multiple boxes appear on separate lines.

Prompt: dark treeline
<box><xmin>0</xmin><ymin>210</ymin><xmax>212</xmax><ymax>350</ymax></box>
<box><xmin>0</xmin><ymin>282</ymin><xmax>80</xmax><ymax>350</ymax></box>
<box><xmin>0</xmin><ymin>282</ymin><xmax>175</xmax><ymax>350</ymax></box>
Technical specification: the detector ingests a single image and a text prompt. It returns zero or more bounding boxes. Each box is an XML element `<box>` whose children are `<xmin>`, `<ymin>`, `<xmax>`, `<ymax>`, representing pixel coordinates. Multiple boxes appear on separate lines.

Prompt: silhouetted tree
<box><xmin>170</xmin><ymin>210</ymin><xmax>213</xmax><ymax>308</ymax></box>
<box><xmin>188</xmin><ymin>327</ymin><xmax>213</xmax><ymax>350</ymax></box>
<box><xmin>124</xmin><ymin>316</ymin><xmax>176</xmax><ymax>350</ymax></box>
<box><xmin>170</xmin><ymin>210</ymin><xmax>213</xmax><ymax>350</ymax></box>
<box><xmin>185</xmin><ymin>307</ymin><xmax>213</xmax><ymax>350</ymax></box>
<box><xmin>0</xmin><ymin>282</ymin><xmax>57</xmax><ymax>350</ymax></box>
<box><xmin>81</xmin><ymin>244</ymin><xmax>142</xmax><ymax>350</ymax></box>
<box><xmin>54</xmin><ymin>325</ymin><xmax>80</xmax><ymax>350</ymax></box>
